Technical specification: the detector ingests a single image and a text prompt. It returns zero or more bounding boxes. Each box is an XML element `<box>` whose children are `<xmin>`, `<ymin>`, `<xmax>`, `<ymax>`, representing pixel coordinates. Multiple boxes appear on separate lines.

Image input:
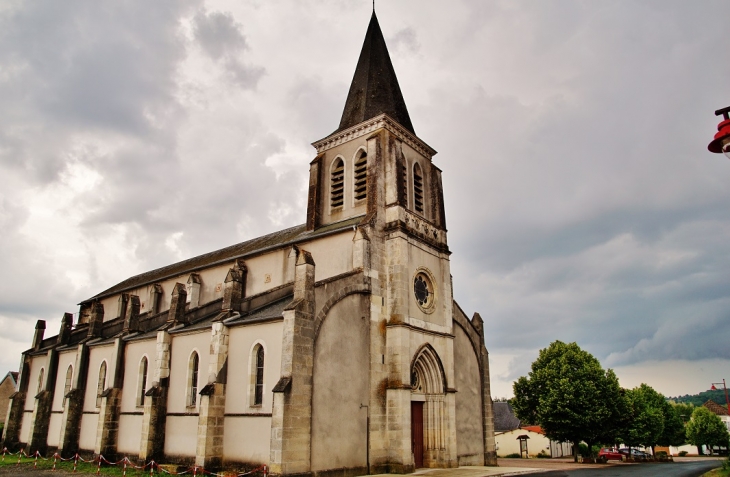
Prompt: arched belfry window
<box><xmin>63</xmin><ymin>365</ymin><xmax>73</xmax><ymax>407</ymax></box>
<box><xmin>354</xmin><ymin>150</ymin><xmax>367</xmax><ymax>202</ymax></box>
<box><xmin>401</xmin><ymin>158</ymin><xmax>409</xmax><ymax>207</ymax></box>
<box><xmin>413</xmin><ymin>163</ymin><xmax>424</xmax><ymax>214</ymax></box>
<box><xmin>96</xmin><ymin>362</ymin><xmax>107</xmax><ymax>408</ymax></box>
<box><xmin>137</xmin><ymin>357</ymin><xmax>148</xmax><ymax>407</ymax></box>
<box><xmin>250</xmin><ymin>343</ymin><xmax>265</xmax><ymax>406</ymax></box>
<box><xmin>187</xmin><ymin>352</ymin><xmax>199</xmax><ymax>407</ymax></box>
<box><xmin>330</xmin><ymin>158</ymin><xmax>345</xmax><ymax>209</ymax></box>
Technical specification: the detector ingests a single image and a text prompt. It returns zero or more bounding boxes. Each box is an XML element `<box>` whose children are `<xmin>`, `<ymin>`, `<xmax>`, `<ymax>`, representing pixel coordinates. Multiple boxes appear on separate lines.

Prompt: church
<box><xmin>2</xmin><ymin>12</ymin><xmax>497</xmax><ymax>475</ymax></box>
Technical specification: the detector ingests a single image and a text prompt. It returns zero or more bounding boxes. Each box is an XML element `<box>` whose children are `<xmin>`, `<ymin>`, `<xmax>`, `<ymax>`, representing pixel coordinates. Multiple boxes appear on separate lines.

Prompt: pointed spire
<box><xmin>337</xmin><ymin>12</ymin><xmax>415</xmax><ymax>135</ymax></box>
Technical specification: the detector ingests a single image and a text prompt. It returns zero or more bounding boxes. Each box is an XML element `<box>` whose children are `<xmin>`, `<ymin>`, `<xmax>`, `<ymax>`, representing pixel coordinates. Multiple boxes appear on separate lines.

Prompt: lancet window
<box><xmin>137</xmin><ymin>356</ymin><xmax>148</xmax><ymax>407</ymax></box>
<box><xmin>63</xmin><ymin>365</ymin><xmax>73</xmax><ymax>407</ymax></box>
<box><xmin>188</xmin><ymin>352</ymin><xmax>199</xmax><ymax>407</ymax></box>
<box><xmin>96</xmin><ymin>362</ymin><xmax>107</xmax><ymax>408</ymax></box>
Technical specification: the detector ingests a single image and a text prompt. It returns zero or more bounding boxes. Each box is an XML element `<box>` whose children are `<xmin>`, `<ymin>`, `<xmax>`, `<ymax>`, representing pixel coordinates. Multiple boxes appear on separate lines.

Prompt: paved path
<box><xmin>365</xmin><ymin>457</ymin><xmax>725</xmax><ymax>477</ymax></box>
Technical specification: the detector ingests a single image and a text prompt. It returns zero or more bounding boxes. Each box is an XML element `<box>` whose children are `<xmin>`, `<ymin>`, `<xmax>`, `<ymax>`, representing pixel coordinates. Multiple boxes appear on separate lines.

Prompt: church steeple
<box><xmin>337</xmin><ymin>12</ymin><xmax>415</xmax><ymax>135</ymax></box>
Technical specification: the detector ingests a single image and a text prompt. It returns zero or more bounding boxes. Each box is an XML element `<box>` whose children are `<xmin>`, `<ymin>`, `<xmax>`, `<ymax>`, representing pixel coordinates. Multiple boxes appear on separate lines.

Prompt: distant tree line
<box><xmin>669</xmin><ymin>390</ymin><xmax>730</xmax><ymax>408</ymax></box>
<box><xmin>512</xmin><ymin>341</ymin><xmax>730</xmax><ymax>461</ymax></box>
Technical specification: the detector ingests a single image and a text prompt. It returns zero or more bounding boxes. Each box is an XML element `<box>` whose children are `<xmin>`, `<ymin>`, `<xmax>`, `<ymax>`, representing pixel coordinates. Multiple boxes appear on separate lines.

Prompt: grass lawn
<box><xmin>0</xmin><ymin>454</ymin><xmax>158</xmax><ymax>475</ymax></box>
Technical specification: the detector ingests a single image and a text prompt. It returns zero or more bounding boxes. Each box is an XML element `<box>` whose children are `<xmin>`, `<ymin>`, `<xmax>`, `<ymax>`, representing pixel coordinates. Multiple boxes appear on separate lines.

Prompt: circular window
<box><xmin>413</xmin><ymin>269</ymin><xmax>435</xmax><ymax>312</ymax></box>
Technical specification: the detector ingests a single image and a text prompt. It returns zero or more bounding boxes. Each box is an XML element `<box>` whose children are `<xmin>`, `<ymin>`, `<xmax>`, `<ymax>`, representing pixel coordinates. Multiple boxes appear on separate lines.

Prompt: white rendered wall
<box><xmin>117</xmin><ymin>414</ymin><xmax>143</xmax><ymax>456</ymax></box>
<box><xmin>495</xmin><ymin>429</ymin><xmax>552</xmax><ymax>457</ymax></box>
<box><xmin>164</xmin><ymin>415</ymin><xmax>197</xmax><ymax>458</ymax></box>
<box><xmin>119</xmin><ymin>340</ymin><xmax>156</xmax><ymax>413</ymax></box>
<box><xmin>117</xmin><ymin>339</ymin><xmax>155</xmax><ymax>456</ymax></box>
<box><xmin>164</xmin><ymin>331</ymin><xmax>210</xmax><ymax>458</ymax></box>
<box><xmin>47</xmin><ymin>414</ymin><xmax>62</xmax><ymax>448</ymax></box>
<box><xmin>19</xmin><ymin>412</ymin><xmax>32</xmax><ymax>444</ymax></box>
<box><xmin>223</xmin><ymin>416</ymin><xmax>272</xmax><ymax>464</ymax></box>
<box><xmin>225</xmin><ymin>322</ymin><xmax>283</xmax><ymax>415</ymax></box>
<box><xmin>167</xmin><ymin>332</ymin><xmax>209</xmax><ymax>414</ymax></box>
<box><xmin>79</xmin><ymin>344</ymin><xmax>114</xmax><ymax>450</ymax></box>
<box><xmin>78</xmin><ymin>414</ymin><xmax>99</xmax><ymax>451</ymax></box>
<box><xmin>24</xmin><ymin>356</ymin><xmax>47</xmax><ymax>411</ymax></box>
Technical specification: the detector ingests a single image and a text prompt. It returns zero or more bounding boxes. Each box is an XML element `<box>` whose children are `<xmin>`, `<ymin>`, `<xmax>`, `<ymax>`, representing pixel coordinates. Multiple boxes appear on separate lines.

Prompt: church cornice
<box><xmin>312</xmin><ymin>113</ymin><xmax>437</xmax><ymax>159</ymax></box>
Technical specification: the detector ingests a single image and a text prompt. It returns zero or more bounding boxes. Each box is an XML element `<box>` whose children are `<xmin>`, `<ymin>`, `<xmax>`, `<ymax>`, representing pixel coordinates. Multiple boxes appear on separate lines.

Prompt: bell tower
<box><xmin>306</xmin><ymin>12</ymin><xmax>446</xmax><ymax>234</ymax></box>
<box><xmin>305</xmin><ymin>11</ymin><xmax>465</xmax><ymax>472</ymax></box>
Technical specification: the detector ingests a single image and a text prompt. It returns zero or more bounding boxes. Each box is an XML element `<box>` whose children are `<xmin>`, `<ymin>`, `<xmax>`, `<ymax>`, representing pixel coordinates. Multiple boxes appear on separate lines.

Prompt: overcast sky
<box><xmin>1</xmin><ymin>0</ymin><xmax>729</xmax><ymax>399</ymax></box>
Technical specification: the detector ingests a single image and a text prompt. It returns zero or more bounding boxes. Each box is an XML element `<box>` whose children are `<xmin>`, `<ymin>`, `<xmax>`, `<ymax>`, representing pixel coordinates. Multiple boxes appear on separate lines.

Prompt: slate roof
<box><xmin>704</xmin><ymin>399</ymin><xmax>730</xmax><ymax>416</ymax></box>
<box><xmin>336</xmin><ymin>12</ymin><xmax>414</xmax><ymax>135</ymax></box>
<box><xmin>85</xmin><ymin>216</ymin><xmax>364</xmax><ymax>303</ymax></box>
<box><xmin>225</xmin><ymin>295</ymin><xmax>292</xmax><ymax>326</ymax></box>
<box><xmin>493</xmin><ymin>402</ymin><xmax>521</xmax><ymax>432</ymax></box>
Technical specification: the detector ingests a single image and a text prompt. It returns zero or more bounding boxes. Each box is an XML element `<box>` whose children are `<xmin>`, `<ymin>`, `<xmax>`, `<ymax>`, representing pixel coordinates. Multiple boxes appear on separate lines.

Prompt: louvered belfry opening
<box><xmin>414</xmin><ymin>163</ymin><xmax>424</xmax><ymax>214</ymax></box>
<box><xmin>401</xmin><ymin>161</ymin><xmax>408</xmax><ymax>206</ymax></box>
<box><xmin>354</xmin><ymin>151</ymin><xmax>367</xmax><ymax>201</ymax></box>
<box><xmin>331</xmin><ymin>159</ymin><xmax>344</xmax><ymax>208</ymax></box>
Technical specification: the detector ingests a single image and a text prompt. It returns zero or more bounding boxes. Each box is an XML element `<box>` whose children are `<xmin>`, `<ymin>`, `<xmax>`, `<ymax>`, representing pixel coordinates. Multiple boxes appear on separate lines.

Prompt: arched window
<box><xmin>37</xmin><ymin>368</ymin><xmax>45</xmax><ymax>394</ymax></box>
<box><xmin>187</xmin><ymin>352</ymin><xmax>199</xmax><ymax>408</ymax></box>
<box><xmin>96</xmin><ymin>362</ymin><xmax>107</xmax><ymax>408</ymax></box>
<box><xmin>353</xmin><ymin>150</ymin><xmax>367</xmax><ymax>202</ymax></box>
<box><xmin>413</xmin><ymin>163</ymin><xmax>424</xmax><ymax>214</ymax></box>
<box><xmin>330</xmin><ymin>158</ymin><xmax>345</xmax><ymax>209</ymax></box>
<box><xmin>63</xmin><ymin>365</ymin><xmax>73</xmax><ymax>407</ymax></box>
<box><xmin>137</xmin><ymin>357</ymin><xmax>148</xmax><ymax>407</ymax></box>
<box><xmin>254</xmin><ymin>345</ymin><xmax>265</xmax><ymax>406</ymax></box>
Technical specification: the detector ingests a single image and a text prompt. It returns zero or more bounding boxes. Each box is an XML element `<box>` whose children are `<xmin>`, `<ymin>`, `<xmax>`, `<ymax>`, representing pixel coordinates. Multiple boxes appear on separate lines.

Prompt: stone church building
<box><xmin>2</xmin><ymin>12</ymin><xmax>497</xmax><ymax>475</ymax></box>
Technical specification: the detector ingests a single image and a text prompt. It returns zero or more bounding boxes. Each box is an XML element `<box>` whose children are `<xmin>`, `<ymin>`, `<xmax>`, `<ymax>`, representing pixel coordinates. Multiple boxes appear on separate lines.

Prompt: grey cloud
<box><xmin>193</xmin><ymin>9</ymin><xmax>264</xmax><ymax>90</ymax></box>
<box><xmin>389</xmin><ymin>27</ymin><xmax>419</xmax><ymax>54</ymax></box>
<box><xmin>193</xmin><ymin>10</ymin><xmax>248</xmax><ymax>60</ymax></box>
<box><xmin>0</xmin><ymin>1</ymin><xmax>195</xmax><ymax>184</ymax></box>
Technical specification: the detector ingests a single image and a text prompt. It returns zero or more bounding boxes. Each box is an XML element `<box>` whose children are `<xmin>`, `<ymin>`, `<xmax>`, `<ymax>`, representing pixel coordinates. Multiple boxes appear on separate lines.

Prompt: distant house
<box><xmin>492</xmin><ymin>402</ymin><xmax>572</xmax><ymax>457</ymax></box>
<box><xmin>0</xmin><ymin>372</ymin><xmax>18</xmax><ymax>427</ymax></box>
<box><xmin>703</xmin><ymin>399</ymin><xmax>730</xmax><ymax>432</ymax></box>
<box><xmin>668</xmin><ymin>400</ymin><xmax>730</xmax><ymax>456</ymax></box>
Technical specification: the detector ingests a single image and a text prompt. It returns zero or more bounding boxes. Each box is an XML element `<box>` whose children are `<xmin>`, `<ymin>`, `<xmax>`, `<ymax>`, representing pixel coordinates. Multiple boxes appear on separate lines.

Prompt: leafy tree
<box><xmin>658</xmin><ymin>401</ymin><xmax>687</xmax><ymax>447</ymax></box>
<box><xmin>620</xmin><ymin>385</ymin><xmax>664</xmax><ymax>452</ymax></box>
<box><xmin>685</xmin><ymin>406</ymin><xmax>730</xmax><ymax>455</ymax></box>
<box><xmin>670</xmin><ymin>402</ymin><xmax>696</xmax><ymax>425</ymax></box>
<box><xmin>512</xmin><ymin>341</ymin><xmax>628</xmax><ymax>461</ymax></box>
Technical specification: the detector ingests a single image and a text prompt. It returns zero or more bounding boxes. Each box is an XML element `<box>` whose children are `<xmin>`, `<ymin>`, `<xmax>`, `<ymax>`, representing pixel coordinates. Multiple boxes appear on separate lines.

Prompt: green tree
<box><xmin>620</xmin><ymin>385</ymin><xmax>664</xmax><ymax>452</ymax></box>
<box><xmin>658</xmin><ymin>402</ymin><xmax>687</xmax><ymax>447</ymax></box>
<box><xmin>685</xmin><ymin>406</ymin><xmax>730</xmax><ymax>455</ymax></box>
<box><xmin>670</xmin><ymin>402</ymin><xmax>696</xmax><ymax>425</ymax></box>
<box><xmin>512</xmin><ymin>341</ymin><xmax>627</xmax><ymax>462</ymax></box>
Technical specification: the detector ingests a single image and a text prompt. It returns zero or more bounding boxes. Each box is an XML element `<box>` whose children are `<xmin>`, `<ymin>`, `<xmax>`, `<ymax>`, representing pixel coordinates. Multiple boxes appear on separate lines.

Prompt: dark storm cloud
<box><xmin>413</xmin><ymin>1</ymin><xmax>730</xmax><ymax>382</ymax></box>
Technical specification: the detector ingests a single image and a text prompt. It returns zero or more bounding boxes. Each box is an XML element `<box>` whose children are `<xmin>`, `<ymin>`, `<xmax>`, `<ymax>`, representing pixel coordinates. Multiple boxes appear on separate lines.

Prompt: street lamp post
<box><xmin>708</xmin><ymin>106</ymin><xmax>730</xmax><ymax>159</ymax></box>
<box><xmin>710</xmin><ymin>379</ymin><xmax>730</xmax><ymax>415</ymax></box>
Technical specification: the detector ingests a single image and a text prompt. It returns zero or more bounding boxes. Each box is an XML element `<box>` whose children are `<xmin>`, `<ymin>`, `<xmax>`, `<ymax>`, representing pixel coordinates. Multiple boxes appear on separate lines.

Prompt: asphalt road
<box><xmin>522</xmin><ymin>460</ymin><xmax>723</xmax><ymax>477</ymax></box>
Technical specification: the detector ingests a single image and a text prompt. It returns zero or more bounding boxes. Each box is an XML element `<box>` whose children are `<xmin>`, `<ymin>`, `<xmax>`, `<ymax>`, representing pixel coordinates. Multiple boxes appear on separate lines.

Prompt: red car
<box><xmin>598</xmin><ymin>447</ymin><xmax>623</xmax><ymax>462</ymax></box>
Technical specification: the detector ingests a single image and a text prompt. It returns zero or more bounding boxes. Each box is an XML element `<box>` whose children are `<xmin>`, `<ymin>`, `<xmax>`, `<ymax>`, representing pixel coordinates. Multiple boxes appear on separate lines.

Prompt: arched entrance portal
<box><xmin>410</xmin><ymin>345</ymin><xmax>447</xmax><ymax>468</ymax></box>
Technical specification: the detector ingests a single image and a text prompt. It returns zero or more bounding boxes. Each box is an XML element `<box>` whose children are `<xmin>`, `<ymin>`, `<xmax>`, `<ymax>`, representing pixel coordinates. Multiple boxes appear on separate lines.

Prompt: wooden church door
<box><xmin>411</xmin><ymin>401</ymin><xmax>424</xmax><ymax>468</ymax></box>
